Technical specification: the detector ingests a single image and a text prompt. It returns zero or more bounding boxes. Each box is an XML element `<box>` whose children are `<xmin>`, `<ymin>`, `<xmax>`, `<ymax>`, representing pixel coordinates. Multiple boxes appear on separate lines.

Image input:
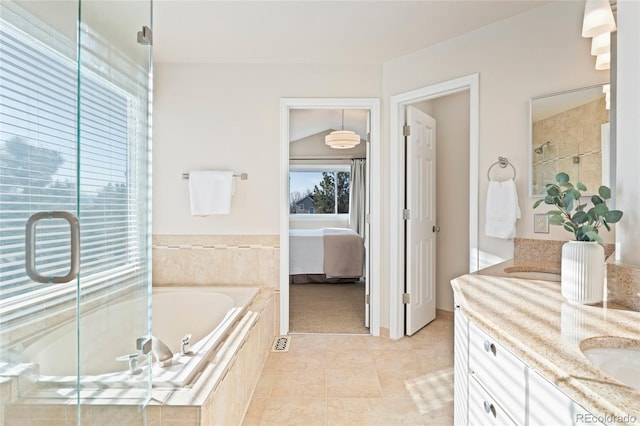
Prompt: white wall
<box><xmin>152</xmin><ymin>63</ymin><xmax>382</xmax><ymax>235</ymax></box>
<box><xmin>382</xmin><ymin>1</ymin><xmax>609</xmax><ymax>270</ymax></box>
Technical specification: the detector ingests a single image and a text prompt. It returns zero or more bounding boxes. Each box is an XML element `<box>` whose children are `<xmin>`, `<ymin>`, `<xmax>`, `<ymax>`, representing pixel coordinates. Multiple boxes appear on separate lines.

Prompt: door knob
<box><xmin>432</xmin><ymin>225</ymin><xmax>440</xmax><ymax>233</ymax></box>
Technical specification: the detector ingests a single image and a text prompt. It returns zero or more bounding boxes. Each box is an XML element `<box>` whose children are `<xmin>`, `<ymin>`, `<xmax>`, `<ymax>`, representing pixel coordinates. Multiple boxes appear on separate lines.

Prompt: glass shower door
<box><xmin>0</xmin><ymin>0</ymin><xmax>152</xmax><ymax>423</ymax></box>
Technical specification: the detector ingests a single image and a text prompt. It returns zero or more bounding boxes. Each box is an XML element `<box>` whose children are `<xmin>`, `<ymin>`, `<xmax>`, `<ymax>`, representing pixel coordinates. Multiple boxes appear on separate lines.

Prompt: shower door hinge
<box><xmin>137</xmin><ymin>26</ymin><xmax>153</xmax><ymax>46</ymax></box>
<box><xmin>403</xmin><ymin>209</ymin><xmax>410</xmax><ymax>220</ymax></box>
<box><xmin>365</xmin><ymin>294</ymin><xmax>370</xmax><ymax>305</ymax></box>
<box><xmin>402</xmin><ymin>293</ymin><xmax>410</xmax><ymax>304</ymax></box>
<box><xmin>365</xmin><ymin>213</ymin><xmax>370</xmax><ymax>224</ymax></box>
<box><xmin>366</xmin><ymin>132</ymin><xmax>371</xmax><ymax>143</ymax></box>
<box><xmin>403</xmin><ymin>124</ymin><xmax>411</xmax><ymax>137</ymax></box>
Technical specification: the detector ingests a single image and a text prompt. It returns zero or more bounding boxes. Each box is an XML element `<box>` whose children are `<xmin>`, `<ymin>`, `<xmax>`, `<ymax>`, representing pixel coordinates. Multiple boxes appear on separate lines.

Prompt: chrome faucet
<box><xmin>136</xmin><ymin>336</ymin><xmax>173</xmax><ymax>367</ymax></box>
<box><xmin>151</xmin><ymin>337</ymin><xmax>174</xmax><ymax>367</ymax></box>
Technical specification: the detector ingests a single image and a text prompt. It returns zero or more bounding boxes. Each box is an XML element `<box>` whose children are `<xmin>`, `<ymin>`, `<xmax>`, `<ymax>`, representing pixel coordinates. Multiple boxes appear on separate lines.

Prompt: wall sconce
<box><xmin>582</xmin><ymin>0</ymin><xmax>616</xmax><ymax>71</ymax></box>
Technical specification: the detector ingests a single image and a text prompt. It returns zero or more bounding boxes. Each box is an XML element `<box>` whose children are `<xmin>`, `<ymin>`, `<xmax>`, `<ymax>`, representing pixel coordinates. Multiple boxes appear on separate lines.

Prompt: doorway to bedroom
<box><xmin>279</xmin><ymin>99</ymin><xmax>381</xmax><ymax>336</ymax></box>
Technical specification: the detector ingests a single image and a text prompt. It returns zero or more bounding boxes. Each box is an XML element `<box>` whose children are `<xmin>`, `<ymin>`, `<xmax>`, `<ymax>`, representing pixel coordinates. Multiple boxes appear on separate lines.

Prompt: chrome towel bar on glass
<box><xmin>182</xmin><ymin>172</ymin><xmax>248</xmax><ymax>180</ymax></box>
<box><xmin>487</xmin><ymin>156</ymin><xmax>516</xmax><ymax>181</ymax></box>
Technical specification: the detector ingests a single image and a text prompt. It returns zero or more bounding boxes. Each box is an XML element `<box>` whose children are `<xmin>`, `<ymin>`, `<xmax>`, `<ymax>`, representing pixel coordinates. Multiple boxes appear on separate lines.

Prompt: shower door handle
<box><xmin>25</xmin><ymin>211</ymin><xmax>80</xmax><ymax>284</ymax></box>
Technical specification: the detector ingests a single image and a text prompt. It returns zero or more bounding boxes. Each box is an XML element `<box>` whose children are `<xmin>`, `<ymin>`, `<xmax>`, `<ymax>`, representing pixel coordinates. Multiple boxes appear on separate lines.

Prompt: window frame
<box><xmin>289</xmin><ymin>163</ymin><xmax>350</xmax><ymax>221</ymax></box>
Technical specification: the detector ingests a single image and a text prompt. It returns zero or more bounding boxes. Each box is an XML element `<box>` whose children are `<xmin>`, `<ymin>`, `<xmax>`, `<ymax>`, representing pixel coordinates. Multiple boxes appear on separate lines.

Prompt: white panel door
<box><xmin>405</xmin><ymin>106</ymin><xmax>436</xmax><ymax>336</ymax></box>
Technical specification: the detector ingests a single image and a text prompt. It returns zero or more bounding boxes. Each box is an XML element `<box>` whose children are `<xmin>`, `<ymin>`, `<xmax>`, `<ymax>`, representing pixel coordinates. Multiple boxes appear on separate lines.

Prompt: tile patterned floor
<box><xmin>242</xmin><ymin>314</ymin><xmax>454</xmax><ymax>425</ymax></box>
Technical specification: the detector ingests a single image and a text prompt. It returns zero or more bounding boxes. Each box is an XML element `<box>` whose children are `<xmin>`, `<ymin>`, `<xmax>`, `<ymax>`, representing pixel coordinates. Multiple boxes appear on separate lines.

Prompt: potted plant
<box><xmin>533</xmin><ymin>172</ymin><xmax>623</xmax><ymax>304</ymax></box>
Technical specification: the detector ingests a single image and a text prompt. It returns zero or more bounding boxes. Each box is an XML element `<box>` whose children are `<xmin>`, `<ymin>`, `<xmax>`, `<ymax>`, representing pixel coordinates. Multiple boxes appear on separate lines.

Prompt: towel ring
<box><xmin>487</xmin><ymin>156</ymin><xmax>516</xmax><ymax>181</ymax></box>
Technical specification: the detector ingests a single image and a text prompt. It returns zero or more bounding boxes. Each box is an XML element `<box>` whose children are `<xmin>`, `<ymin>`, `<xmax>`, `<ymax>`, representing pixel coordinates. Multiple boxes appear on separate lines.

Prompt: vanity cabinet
<box><xmin>454</xmin><ymin>311</ymin><xmax>604</xmax><ymax>426</ymax></box>
<box><xmin>528</xmin><ymin>369</ymin><xmax>604</xmax><ymax>426</ymax></box>
<box><xmin>468</xmin><ymin>322</ymin><xmax>527</xmax><ymax>425</ymax></box>
<box><xmin>453</xmin><ymin>302</ymin><xmax>469</xmax><ymax>426</ymax></box>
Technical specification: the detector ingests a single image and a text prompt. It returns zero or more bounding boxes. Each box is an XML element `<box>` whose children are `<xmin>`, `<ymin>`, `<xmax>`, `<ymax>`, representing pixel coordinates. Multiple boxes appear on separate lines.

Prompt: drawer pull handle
<box><xmin>483</xmin><ymin>401</ymin><xmax>497</xmax><ymax>418</ymax></box>
<box><xmin>483</xmin><ymin>340</ymin><xmax>497</xmax><ymax>355</ymax></box>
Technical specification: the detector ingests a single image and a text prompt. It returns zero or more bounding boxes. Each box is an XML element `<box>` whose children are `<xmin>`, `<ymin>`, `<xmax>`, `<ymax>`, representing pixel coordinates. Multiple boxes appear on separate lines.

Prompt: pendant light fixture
<box><xmin>325</xmin><ymin>110</ymin><xmax>361</xmax><ymax>149</ymax></box>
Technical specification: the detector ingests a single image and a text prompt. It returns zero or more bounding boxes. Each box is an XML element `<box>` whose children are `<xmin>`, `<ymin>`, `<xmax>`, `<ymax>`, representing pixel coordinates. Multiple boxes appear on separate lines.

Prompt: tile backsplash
<box><xmin>153</xmin><ymin>235</ymin><xmax>279</xmax><ymax>287</ymax></box>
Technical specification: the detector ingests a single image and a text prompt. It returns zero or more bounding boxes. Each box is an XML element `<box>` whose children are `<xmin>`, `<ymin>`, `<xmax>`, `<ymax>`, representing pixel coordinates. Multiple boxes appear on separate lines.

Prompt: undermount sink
<box><xmin>580</xmin><ymin>337</ymin><xmax>640</xmax><ymax>391</ymax></box>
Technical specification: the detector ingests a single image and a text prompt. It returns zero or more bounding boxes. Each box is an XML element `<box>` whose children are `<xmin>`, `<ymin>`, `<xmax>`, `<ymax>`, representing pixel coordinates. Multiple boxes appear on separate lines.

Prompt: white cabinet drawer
<box><xmin>468</xmin><ymin>375</ymin><xmax>517</xmax><ymax>426</ymax></box>
<box><xmin>468</xmin><ymin>322</ymin><xmax>526</xmax><ymax>425</ymax></box>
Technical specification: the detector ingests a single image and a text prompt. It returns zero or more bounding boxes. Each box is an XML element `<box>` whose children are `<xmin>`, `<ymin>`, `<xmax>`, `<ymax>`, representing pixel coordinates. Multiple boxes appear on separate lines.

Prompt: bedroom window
<box><xmin>289</xmin><ymin>167</ymin><xmax>350</xmax><ymax>215</ymax></box>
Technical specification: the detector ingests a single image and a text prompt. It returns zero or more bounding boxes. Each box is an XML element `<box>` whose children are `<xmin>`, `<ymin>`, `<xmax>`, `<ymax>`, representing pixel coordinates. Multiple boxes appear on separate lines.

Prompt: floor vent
<box><xmin>271</xmin><ymin>336</ymin><xmax>290</xmax><ymax>352</ymax></box>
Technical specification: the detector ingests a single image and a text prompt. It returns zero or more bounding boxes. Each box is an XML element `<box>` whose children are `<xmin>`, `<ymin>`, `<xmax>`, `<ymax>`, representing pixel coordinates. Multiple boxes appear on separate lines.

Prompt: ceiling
<box><xmin>153</xmin><ymin>0</ymin><xmax>551</xmax><ymax>64</ymax></box>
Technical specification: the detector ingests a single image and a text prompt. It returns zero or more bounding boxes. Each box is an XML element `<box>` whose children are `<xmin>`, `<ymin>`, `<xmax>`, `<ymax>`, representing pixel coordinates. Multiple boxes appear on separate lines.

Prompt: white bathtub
<box><xmin>22</xmin><ymin>286</ymin><xmax>258</xmax><ymax>389</ymax></box>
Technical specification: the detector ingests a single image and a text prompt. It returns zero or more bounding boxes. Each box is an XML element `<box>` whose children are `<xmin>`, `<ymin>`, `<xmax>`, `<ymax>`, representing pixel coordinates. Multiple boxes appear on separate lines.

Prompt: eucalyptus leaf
<box><xmin>577</xmin><ymin>182</ymin><xmax>587</xmax><ymax>191</ymax></box>
<box><xmin>591</xmin><ymin>195</ymin><xmax>604</xmax><ymax>205</ymax></box>
<box><xmin>585</xmin><ymin>231</ymin><xmax>602</xmax><ymax>242</ymax></box>
<box><xmin>594</xmin><ymin>203</ymin><xmax>608</xmax><ymax>217</ymax></box>
<box><xmin>556</xmin><ymin>172</ymin><xmax>569</xmax><ymax>184</ymax></box>
<box><xmin>533</xmin><ymin>199</ymin><xmax>543</xmax><ymax>209</ymax></box>
<box><xmin>547</xmin><ymin>186</ymin><xmax>560</xmax><ymax>197</ymax></box>
<box><xmin>547</xmin><ymin>210</ymin><xmax>562</xmax><ymax>216</ymax></box>
<box><xmin>549</xmin><ymin>215</ymin><xmax>565</xmax><ymax>225</ymax></box>
<box><xmin>572</xmin><ymin>211</ymin><xmax>588</xmax><ymax>224</ymax></box>
<box><xmin>605</xmin><ymin>210</ymin><xmax>623</xmax><ymax>223</ymax></box>
<box><xmin>599</xmin><ymin>186</ymin><xmax>611</xmax><ymax>199</ymax></box>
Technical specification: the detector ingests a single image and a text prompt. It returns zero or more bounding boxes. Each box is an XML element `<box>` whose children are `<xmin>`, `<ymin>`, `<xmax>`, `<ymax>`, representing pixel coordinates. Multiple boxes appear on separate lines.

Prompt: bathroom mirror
<box><xmin>529</xmin><ymin>84</ymin><xmax>610</xmax><ymax>197</ymax></box>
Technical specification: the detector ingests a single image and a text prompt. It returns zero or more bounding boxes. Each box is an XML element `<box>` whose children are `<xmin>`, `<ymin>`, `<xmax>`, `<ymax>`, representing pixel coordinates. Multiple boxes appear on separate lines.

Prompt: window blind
<box><xmin>0</xmin><ymin>18</ymin><xmax>145</xmax><ymax>300</ymax></box>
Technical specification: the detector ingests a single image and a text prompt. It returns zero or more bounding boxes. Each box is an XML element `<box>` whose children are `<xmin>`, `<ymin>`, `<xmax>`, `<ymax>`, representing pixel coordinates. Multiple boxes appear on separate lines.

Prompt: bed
<box><xmin>289</xmin><ymin>228</ymin><xmax>365</xmax><ymax>284</ymax></box>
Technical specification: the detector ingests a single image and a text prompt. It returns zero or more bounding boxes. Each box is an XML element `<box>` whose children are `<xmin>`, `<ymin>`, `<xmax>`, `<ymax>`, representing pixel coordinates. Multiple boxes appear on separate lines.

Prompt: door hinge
<box><xmin>366</xmin><ymin>132</ymin><xmax>371</xmax><ymax>143</ymax></box>
<box><xmin>365</xmin><ymin>294</ymin><xmax>370</xmax><ymax>304</ymax></box>
<box><xmin>403</xmin><ymin>209</ymin><xmax>410</xmax><ymax>220</ymax></box>
<box><xmin>365</xmin><ymin>213</ymin><xmax>370</xmax><ymax>224</ymax></box>
<box><xmin>402</xmin><ymin>293</ymin><xmax>410</xmax><ymax>304</ymax></box>
<box><xmin>403</xmin><ymin>124</ymin><xmax>411</xmax><ymax>137</ymax></box>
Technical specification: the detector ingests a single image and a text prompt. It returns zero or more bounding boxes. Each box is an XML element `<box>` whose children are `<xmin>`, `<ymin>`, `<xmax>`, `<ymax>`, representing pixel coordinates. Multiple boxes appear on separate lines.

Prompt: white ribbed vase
<box><xmin>561</xmin><ymin>241</ymin><xmax>605</xmax><ymax>304</ymax></box>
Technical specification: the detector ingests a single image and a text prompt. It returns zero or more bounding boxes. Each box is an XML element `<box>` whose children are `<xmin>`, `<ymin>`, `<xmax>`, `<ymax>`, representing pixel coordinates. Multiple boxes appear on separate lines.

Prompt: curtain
<box><xmin>349</xmin><ymin>159</ymin><xmax>367</xmax><ymax>238</ymax></box>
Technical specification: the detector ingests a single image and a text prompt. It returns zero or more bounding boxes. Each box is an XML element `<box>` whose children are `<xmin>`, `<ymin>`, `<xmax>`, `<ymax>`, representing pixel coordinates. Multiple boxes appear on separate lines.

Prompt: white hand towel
<box><xmin>485</xmin><ymin>179</ymin><xmax>521</xmax><ymax>239</ymax></box>
<box><xmin>188</xmin><ymin>171</ymin><xmax>235</xmax><ymax>216</ymax></box>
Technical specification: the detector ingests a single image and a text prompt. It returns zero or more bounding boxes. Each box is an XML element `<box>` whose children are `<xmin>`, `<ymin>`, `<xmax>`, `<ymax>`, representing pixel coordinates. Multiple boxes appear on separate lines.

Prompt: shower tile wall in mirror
<box><xmin>530</xmin><ymin>84</ymin><xmax>610</xmax><ymax>196</ymax></box>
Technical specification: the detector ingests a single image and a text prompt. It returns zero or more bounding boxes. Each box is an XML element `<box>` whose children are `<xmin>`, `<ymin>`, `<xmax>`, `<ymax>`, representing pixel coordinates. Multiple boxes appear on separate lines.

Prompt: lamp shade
<box><xmin>582</xmin><ymin>0</ymin><xmax>616</xmax><ymax>38</ymax></box>
<box><xmin>591</xmin><ymin>31</ymin><xmax>610</xmax><ymax>55</ymax></box>
<box><xmin>325</xmin><ymin>130</ymin><xmax>361</xmax><ymax>149</ymax></box>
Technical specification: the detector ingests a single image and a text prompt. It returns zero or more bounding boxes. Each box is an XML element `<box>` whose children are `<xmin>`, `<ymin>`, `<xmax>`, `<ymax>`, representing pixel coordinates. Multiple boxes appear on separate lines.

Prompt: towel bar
<box><xmin>182</xmin><ymin>172</ymin><xmax>248</xmax><ymax>180</ymax></box>
<box><xmin>487</xmin><ymin>157</ymin><xmax>516</xmax><ymax>181</ymax></box>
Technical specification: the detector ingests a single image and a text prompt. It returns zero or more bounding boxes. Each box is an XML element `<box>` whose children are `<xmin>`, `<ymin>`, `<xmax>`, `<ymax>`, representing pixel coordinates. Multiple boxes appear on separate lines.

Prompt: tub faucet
<box><xmin>149</xmin><ymin>337</ymin><xmax>173</xmax><ymax>367</ymax></box>
<box><xmin>136</xmin><ymin>336</ymin><xmax>173</xmax><ymax>367</ymax></box>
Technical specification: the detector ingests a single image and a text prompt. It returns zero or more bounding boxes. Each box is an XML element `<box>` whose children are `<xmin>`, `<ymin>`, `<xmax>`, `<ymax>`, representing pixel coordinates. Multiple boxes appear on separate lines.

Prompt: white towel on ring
<box><xmin>485</xmin><ymin>179</ymin><xmax>521</xmax><ymax>239</ymax></box>
<box><xmin>188</xmin><ymin>171</ymin><xmax>234</xmax><ymax>216</ymax></box>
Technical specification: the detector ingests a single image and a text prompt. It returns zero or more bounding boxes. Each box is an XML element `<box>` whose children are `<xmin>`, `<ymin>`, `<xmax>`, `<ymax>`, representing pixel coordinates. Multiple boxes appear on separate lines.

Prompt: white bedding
<box><xmin>288</xmin><ymin>228</ymin><xmax>361</xmax><ymax>276</ymax></box>
<box><xmin>288</xmin><ymin>229</ymin><xmax>325</xmax><ymax>275</ymax></box>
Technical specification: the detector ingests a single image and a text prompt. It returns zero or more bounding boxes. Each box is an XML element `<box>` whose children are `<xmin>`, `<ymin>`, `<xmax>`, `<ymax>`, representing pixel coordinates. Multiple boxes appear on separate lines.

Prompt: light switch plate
<box><xmin>534</xmin><ymin>214</ymin><xmax>549</xmax><ymax>233</ymax></box>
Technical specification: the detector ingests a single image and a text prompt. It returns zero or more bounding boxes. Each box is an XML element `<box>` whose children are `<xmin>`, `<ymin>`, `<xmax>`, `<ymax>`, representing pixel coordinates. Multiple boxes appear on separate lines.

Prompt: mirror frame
<box><xmin>528</xmin><ymin>83</ymin><xmax>611</xmax><ymax>197</ymax></box>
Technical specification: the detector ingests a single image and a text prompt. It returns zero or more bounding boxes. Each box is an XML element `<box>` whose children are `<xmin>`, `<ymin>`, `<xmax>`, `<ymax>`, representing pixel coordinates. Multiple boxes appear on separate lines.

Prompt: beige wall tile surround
<box><xmin>153</xmin><ymin>235</ymin><xmax>279</xmax><ymax>287</ymax></box>
<box><xmin>531</xmin><ymin>97</ymin><xmax>607</xmax><ymax>194</ymax></box>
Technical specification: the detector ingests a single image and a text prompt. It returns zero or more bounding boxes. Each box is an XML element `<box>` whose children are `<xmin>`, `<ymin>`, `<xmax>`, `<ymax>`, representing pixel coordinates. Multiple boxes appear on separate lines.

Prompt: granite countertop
<box><xmin>451</xmin><ymin>264</ymin><xmax>640</xmax><ymax>424</ymax></box>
